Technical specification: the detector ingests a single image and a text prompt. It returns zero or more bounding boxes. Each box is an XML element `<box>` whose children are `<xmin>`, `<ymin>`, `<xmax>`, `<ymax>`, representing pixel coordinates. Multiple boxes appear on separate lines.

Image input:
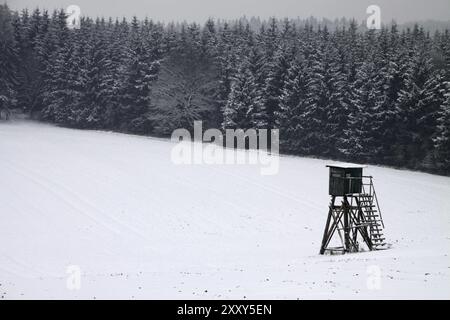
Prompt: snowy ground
<box><xmin>0</xmin><ymin>119</ymin><xmax>449</xmax><ymax>299</ymax></box>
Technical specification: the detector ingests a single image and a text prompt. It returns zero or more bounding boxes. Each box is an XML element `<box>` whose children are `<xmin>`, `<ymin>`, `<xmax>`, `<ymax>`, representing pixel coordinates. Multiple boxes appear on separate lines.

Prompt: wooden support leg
<box><xmin>355</xmin><ymin>197</ymin><xmax>373</xmax><ymax>250</ymax></box>
<box><xmin>343</xmin><ymin>196</ymin><xmax>351</xmax><ymax>252</ymax></box>
<box><xmin>319</xmin><ymin>196</ymin><xmax>335</xmax><ymax>254</ymax></box>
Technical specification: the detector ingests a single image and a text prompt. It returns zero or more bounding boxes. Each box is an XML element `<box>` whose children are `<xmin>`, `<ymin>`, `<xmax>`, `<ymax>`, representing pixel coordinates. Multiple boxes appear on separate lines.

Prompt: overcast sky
<box><xmin>5</xmin><ymin>0</ymin><xmax>450</xmax><ymax>23</ymax></box>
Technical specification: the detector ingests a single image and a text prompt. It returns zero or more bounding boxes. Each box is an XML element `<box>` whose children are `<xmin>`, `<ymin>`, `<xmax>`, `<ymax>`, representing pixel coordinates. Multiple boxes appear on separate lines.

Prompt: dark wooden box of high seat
<box><xmin>326</xmin><ymin>164</ymin><xmax>365</xmax><ymax>196</ymax></box>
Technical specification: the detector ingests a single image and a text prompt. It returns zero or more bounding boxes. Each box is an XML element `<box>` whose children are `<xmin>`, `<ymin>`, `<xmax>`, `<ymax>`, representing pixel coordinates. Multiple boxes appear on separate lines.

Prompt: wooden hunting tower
<box><xmin>320</xmin><ymin>164</ymin><xmax>387</xmax><ymax>254</ymax></box>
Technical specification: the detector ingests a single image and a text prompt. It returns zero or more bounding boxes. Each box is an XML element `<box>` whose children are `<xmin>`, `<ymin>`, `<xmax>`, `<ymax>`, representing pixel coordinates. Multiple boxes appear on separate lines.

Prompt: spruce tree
<box><xmin>0</xmin><ymin>4</ymin><xmax>19</xmax><ymax>116</ymax></box>
<box><xmin>119</xmin><ymin>16</ymin><xmax>160</xmax><ymax>134</ymax></box>
<box><xmin>434</xmin><ymin>82</ymin><xmax>450</xmax><ymax>173</ymax></box>
<box><xmin>264</xmin><ymin>45</ymin><xmax>291</xmax><ymax>129</ymax></box>
<box><xmin>222</xmin><ymin>56</ymin><xmax>265</xmax><ymax>130</ymax></box>
<box><xmin>276</xmin><ymin>59</ymin><xmax>308</xmax><ymax>153</ymax></box>
<box><xmin>395</xmin><ymin>36</ymin><xmax>435</xmax><ymax>167</ymax></box>
<box><xmin>303</xmin><ymin>27</ymin><xmax>346</xmax><ymax>156</ymax></box>
<box><xmin>344</xmin><ymin>61</ymin><xmax>385</xmax><ymax>161</ymax></box>
<box><xmin>75</xmin><ymin>18</ymin><xmax>116</xmax><ymax>128</ymax></box>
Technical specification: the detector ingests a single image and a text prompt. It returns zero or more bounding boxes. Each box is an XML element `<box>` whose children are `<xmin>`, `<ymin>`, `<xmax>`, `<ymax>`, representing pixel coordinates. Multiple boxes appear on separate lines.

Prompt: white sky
<box><xmin>5</xmin><ymin>0</ymin><xmax>450</xmax><ymax>23</ymax></box>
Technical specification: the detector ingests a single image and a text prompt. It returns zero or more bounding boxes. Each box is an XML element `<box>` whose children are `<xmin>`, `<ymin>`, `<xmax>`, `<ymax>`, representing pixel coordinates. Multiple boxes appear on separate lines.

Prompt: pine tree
<box><xmin>344</xmin><ymin>61</ymin><xmax>385</xmax><ymax>161</ymax></box>
<box><xmin>394</xmin><ymin>34</ymin><xmax>435</xmax><ymax>167</ymax></box>
<box><xmin>302</xmin><ymin>27</ymin><xmax>346</xmax><ymax>156</ymax></box>
<box><xmin>41</xmin><ymin>38</ymin><xmax>82</xmax><ymax>125</ymax></box>
<box><xmin>418</xmin><ymin>73</ymin><xmax>447</xmax><ymax>168</ymax></box>
<box><xmin>222</xmin><ymin>56</ymin><xmax>265</xmax><ymax>130</ymax></box>
<box><xmin>119</xmin><ymin>16</ymin><xmax>160</xmax><ymax>134</ymax></box>
<box><xmin>215</xmin><ymin>23</ymin><xmax>236</xmax><ymax>119</ymax></box>
<box><xmin>14</xmin><ymin>8</ymin><xmax>37</xmax><ymax>112</ymax></box>
<box><xmin>0</xmin><ymin>4</ymin><xmax>19</xmax><ymax>116</ymax></box>
<box><xmin>201</xmin><ymin>18</ymin><xmax>218</xmax><ymax>57</ymax></box>
<box><xmin>433</xmin><ymin>82</ymin><xmax>450</xmax><ymax>173</ymax></box>
<box><xmin>374</xmin><ymin>24</ymin><xmax>406</xmax><ymax>164</ymax></box>
<box><xmin>264</xmin><ymin>45</ymin><xmax>291</xmax><ymax>129</ymax></box>
<box><xmin>75</xmin><ymin>18</ymin><xmax>116</xmax><ymax>128</ymax></box>
<box><xmin>263</xmin><ymin>17</ymin><xmax>279</xmax><ymax>58</ymax></box>
<box><xmin>38</xmin><ymin>9</ymin><xmax>71</xmax><ymax>120</ymax></box>
<box><xmin>276</xmin><ymin>58</ymin><xmax>308</xmax><ymax>153</ymax></box>
<box><xmin>101</xmin><ymin>18</ymin><xmax>128</xmax><ymax>128</ymax></box>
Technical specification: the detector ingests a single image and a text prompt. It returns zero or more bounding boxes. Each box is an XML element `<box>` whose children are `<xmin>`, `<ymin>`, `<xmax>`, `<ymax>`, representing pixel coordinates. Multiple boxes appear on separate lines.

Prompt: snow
<box><xmin>326</xmin><ymin>163</ymin><xmax>367</xmax><ymax>169</ymax></box>
<box><xmin>0</xmin><ymin>120</ymin><xmax>449</xmax><ymax>299</ymax></box>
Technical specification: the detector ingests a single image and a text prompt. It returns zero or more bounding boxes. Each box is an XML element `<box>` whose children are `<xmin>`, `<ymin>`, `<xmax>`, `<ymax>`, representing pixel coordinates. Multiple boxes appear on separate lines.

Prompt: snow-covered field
<box><xmin>0</xmin><ymin>120</ymin><xmax>449</xmax><ymax>299</ymax></box>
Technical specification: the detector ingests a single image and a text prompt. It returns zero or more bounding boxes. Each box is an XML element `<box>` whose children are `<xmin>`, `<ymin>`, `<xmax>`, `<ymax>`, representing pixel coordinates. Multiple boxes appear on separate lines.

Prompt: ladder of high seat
<box><xmin>359</xmin><ymin>178</ymin><xmax>386</xmax><ymax>250</ymax></box>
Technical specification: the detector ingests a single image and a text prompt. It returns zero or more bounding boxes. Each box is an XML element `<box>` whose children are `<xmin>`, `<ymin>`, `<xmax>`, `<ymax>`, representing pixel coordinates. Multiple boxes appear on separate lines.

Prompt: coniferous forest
<box><xmin>1</xmin><ymin>4</ymin><xmax>450</xmax><ymax>175</ymax></box>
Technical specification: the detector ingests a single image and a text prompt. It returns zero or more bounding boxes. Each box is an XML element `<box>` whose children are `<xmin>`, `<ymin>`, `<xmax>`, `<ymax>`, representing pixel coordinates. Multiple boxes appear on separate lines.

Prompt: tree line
<box><xmin>1</xmin><ymin>4</ymin><xmax>449</xmax><ymax>174</ymax></box>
